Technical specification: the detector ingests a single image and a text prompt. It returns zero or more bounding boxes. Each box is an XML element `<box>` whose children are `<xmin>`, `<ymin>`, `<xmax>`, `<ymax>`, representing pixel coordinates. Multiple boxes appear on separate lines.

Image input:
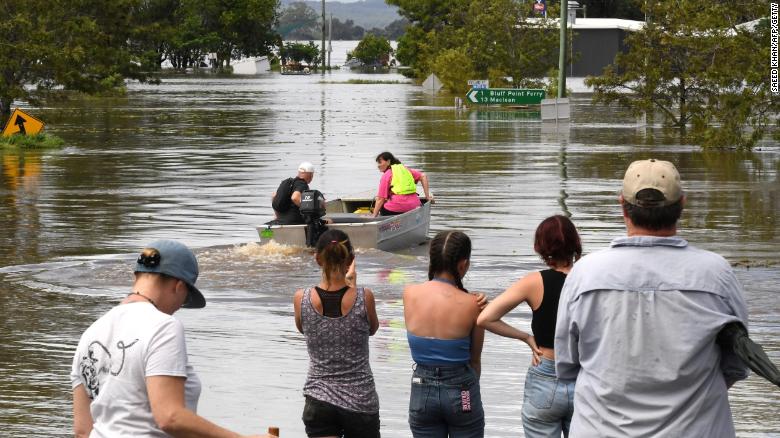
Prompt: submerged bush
<box><xmin>1</xmin><ymin>133</ymin><xmax>65</xmax><ymax>149</ymax></box>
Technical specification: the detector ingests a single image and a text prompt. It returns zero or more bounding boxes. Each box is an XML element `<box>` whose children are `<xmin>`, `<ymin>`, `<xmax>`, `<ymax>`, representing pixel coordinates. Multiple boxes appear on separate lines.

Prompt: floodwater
<box><xmin>1</xmin><ymin>42</ymin><xmax>778</xmax><ymax>437</ymax></box>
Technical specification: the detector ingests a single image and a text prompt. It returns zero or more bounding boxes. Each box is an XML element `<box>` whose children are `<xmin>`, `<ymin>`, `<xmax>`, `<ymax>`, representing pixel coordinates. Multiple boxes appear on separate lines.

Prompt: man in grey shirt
<box><xmin>555</xmin><ymin>159</ymin><xmax>748</xmax><ymax>437</ymax></box>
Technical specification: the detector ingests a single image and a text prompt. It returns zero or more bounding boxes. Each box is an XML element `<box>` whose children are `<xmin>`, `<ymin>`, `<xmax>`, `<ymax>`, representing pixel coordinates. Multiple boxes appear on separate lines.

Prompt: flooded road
<box><xmin>1</xmin><ymin>52</ymin><xmax>778</xmax><ymax>436</ymax></box>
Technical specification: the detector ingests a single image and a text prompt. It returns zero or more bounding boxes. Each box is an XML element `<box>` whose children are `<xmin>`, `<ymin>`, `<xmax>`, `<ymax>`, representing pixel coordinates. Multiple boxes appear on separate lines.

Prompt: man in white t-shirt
<box><xmin>71</xmin><ymin>240</ymin><xmax>272</xmax><ymax>438</ymax></box>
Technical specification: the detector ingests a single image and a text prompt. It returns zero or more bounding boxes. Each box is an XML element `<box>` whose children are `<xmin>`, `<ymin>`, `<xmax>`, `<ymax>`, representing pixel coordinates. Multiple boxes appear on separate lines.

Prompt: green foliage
<box><xmin>585</xmin><ymin>0</ymin><xmax>776</xmax><ymax>150</ymax></box>
<box><xmin>277</xmin><ymin>2</ymin><xmax>320</xmax><ymax>40</ymax></box>
<box><xmin>430</xmin><ymin>49</ymin><xmax>476</xmax><ymax>94</ymax></box>
<box><xmin>0</xmin><ymin>0</ymin><xmax>280</xmax><ymax>119</ymax></box>
<box><xmin>544</xmin><ymin>68</ymin><xmax>571</xmax><ymax>98</ymax></box>
<box><xmin>0</xmin><ymin>0</ymin><xmax>156</xmax><ymax>118</ymax></box>
<box><xmin>330</xmin><ymin>18</ymin><xmax>366</xmax><ymax>40</ymax></box>
<box><xmin>1</xmin><ymin>133</ymin><xmax>65</xmax><ymax>149</ymax></box>
<box><xmin>577</xmin><ymin>0</ymin><xmax>643</xmax><ymax>20</ymax></box>
<box><xmin>318</xmin><ymin>79</ymin><xmax>407</xmax><ymax>84</ymax></box>
<box><xmin>350</xmin><ymin>34</ymin><xmax>393</xmax><ymax>66</ymax></box>
<box><xmin>279</xmin><ymin>42</ymin><xmax>320</xmax><ymax>65</ymax></box>
<box><xmin>388</xmin><ymin>0</ymin><xmax>559</xmax><ymax>92</ymax></box>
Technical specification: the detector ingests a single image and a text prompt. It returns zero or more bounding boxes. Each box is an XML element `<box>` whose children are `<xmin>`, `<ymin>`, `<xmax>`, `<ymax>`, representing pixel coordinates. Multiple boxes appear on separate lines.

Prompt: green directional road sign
<box><xmin>465</xmin><ymin>88</ymin><xmax>546</xmax><ymax>105</ymax></box>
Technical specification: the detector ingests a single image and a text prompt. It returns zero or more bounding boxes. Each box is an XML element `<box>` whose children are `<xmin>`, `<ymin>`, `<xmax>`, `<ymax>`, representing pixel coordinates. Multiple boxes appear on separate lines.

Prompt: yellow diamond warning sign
<box><xmin>2</xmin><ymin>108</ymin><xmax>45</xmax><ymax>137</ymax></box>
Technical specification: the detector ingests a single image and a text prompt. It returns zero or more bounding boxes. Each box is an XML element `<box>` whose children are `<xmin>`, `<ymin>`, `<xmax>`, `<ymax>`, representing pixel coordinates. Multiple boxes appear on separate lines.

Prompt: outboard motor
<box><xmin>299</xmin><ymin>190</ymin><xmax>327</xmax><ymax>247</ymax></box>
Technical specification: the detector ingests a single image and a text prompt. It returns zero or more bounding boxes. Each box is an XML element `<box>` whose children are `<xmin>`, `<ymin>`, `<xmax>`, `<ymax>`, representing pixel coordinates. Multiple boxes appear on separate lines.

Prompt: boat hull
<box><xmin>256</xmin><ymin>197</ymin><xmax>431</xmax><ymax>251</ymax></box>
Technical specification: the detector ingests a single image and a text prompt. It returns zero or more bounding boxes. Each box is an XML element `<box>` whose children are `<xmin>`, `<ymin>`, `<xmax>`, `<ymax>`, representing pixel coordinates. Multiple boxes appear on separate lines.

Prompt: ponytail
<box><xmin>315</xmin><ymin>229</ymin><xmax>355</xmax><ymax>286</ymax></box>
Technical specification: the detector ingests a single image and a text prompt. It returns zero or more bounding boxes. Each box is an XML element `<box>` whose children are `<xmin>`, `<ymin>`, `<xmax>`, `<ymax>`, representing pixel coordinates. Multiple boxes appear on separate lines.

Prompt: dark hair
<box><xmin>428</xmin><ymin>231</ymin><xmax>471</xmax><ymax>292</ymax></box>
<box><xmin>534</xmin><ymin>215</ymin><xmax>582</xmax><ymax>268</ymax></box>
<box><xmin>623</xmin><ymin>188</ymin><xmax>683</xmax><ymax>230</ymax></box>
<box><xmin>315</xmin><ymin>229</ymin><xmax>355</xmax><ymax>285</ymax></box>
<box><xmin>375</xmin><ymin>151</ymin><xmax>401</xmax><ymax>165</ymax></box>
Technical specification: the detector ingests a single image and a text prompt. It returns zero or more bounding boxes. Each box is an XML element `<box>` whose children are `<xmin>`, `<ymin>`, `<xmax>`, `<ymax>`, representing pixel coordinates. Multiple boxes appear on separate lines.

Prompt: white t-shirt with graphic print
<box><xmin>70</xmin><ymin>301</ymin><xmax>201</xmax><ymax>437</ymax></box>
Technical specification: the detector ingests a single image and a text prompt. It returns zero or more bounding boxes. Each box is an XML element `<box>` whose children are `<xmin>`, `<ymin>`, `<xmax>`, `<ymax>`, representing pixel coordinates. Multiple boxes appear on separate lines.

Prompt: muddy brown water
<box><xmin>1</xmin><ymin>60</ymin><xmax>778</xmax><ymax>436</ymax></box>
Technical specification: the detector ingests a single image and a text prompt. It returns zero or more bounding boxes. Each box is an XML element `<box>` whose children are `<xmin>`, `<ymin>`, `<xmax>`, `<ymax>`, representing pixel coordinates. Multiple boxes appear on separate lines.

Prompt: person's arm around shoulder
<box><xmin>293</xmin><ymin>288</ymin><xmax>305</xmax><ymax>334</ymax></box>
<box><xmin>73</xmin><ymin>385</ymin><xmax>93</xmax><ymax>438</ymax></box>
<box><xmin>345</xmin><ymin>259</ymin><xmax>357</xmax><ymax>287</ymax></box>
<box><xmin>363</xmin><ymin>288</ymin><xmax>380</xmax><ymax>335</ymax></box>
<box><xmin>476</xmin><ymin>273</ymin><xmax>542</xmax><ymax>362</ymax></box>
<box><xmin>147</xmin><ymin>376</ymin><xmax>272</xmax><ymax>438</ymax></box>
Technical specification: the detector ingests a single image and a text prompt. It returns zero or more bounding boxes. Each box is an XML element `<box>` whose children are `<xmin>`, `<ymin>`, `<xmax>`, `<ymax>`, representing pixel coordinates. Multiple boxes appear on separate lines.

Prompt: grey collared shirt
<box><xmin>555</xmin><ymin>235</ymin><xmax>748</xmax><ymax>438</ymax></box>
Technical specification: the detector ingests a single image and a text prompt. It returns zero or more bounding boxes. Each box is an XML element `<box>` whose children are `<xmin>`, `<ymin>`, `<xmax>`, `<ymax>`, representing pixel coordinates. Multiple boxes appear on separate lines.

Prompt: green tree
<box><xmin>279</xmin><ymin>41</ymin><xmax>320</xmax><ymax>65</ymax></box>
<box><xmin>0</xmin><ymin>0</ymin><xmax>280</xmax><ymax>120</ymax></box>
<box><xmin>198</xmin><ymin>0</ymin><xmax>280</xmax><ymax>68</ymax></box>
<box><xmin>0</xmin><ymin>0</ymin><xmax>157</xmax><ymax>120</ymax></box>
<box><xmin>277</xmin><ymin>2</ymin><xmax>320</xmax><ymax>40</ymax></box>
<box><xmin>389</xmin><ymin>0</ymin><xmax>558</xmax><ymax>91</ymax></box>
<box><xmin>578</xmin><ymin>0</ymin><xmax>643</xmax><ymax>20</ymax></box>
<box><xmin>585</xmin><ymin>0</ymin><xmax>777</xmax><ymax>149</ymax></box>
<box><xmin>350</xmin><ymin>34</ymin><xmax>393</xmax><ymax>66</ymax></box>
<box><xmin>383</xmin><ymin>19</ymin><xmax>410</xmax><ymax>40</ymax></box>
<box><xmin>330</xmin><ymin>18</ymin><xmax>365</xmax><ymax>40</ymax></box>
<box><xmin>132</xmin><ymin>0</ymin><xmax>185</xmax><ymax>69</ymax></box>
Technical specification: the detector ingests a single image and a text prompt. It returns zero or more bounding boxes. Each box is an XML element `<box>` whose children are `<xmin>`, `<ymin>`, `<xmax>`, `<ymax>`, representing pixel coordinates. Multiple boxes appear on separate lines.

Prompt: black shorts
<box><xmin>302</xmin><ymin>396</ymin><xmax>380</xmax><ymax>438</ymax></box>
<box><xmin>379</xmin><ymin>206</ymin><xmax>402</xmax><ymax>216</ymax></box>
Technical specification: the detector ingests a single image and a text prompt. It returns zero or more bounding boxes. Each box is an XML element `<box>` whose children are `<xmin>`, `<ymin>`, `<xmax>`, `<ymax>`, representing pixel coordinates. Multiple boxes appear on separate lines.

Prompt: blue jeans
<box><xmin>408</xmin><ymin>364</ymin><xmax>484</xmax><ymax>438</ymax></box>
<box><xmin>522</xmin><ymin>358</ymin><xmax>575</xmax><ymax>438</ymax></box>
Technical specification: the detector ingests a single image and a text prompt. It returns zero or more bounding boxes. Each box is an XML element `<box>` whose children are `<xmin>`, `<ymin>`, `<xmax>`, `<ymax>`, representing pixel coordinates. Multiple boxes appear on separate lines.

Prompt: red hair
<box><xmin>534</xmin><ymin>215</ymin><xmax>582</xmax><ymax>268</ymax></box>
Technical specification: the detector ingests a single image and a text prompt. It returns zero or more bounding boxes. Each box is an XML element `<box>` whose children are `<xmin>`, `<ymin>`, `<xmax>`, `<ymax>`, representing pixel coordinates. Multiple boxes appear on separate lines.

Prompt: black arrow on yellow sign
<box><xmin>14</xmin><ymin>115</ymin><xmax>27</xmax><ymax>135</ymax></box>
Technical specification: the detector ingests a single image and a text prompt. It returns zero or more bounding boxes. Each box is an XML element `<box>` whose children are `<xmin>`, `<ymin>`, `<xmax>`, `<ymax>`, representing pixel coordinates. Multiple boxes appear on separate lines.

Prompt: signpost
<box><xmin>2</xmin><ymin>108</ymin><xmax>45</xmax><ymax>137</ymax></box>
<box><xmin>468</xmin><ymin>79</ymin><xmax>489</xmax><ymax>89</ymax></box>
<box><xmin>465</xmin><ymin>88</ymin><xmax>546</xmax><ymax>105</ymax></box>
<box><xmin>533</xmin><ymin>0</ymin><xmax>546</xmax><ymax>16</ymax></box>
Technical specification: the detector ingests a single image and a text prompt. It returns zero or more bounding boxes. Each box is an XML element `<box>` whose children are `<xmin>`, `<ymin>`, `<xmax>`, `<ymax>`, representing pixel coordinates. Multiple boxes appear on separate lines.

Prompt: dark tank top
<box><xmin>314</xmin><ymin>285</ymin><xmax>350</xmax><ymax>317</ymax></box>
<box><xmin>531</xmin><ymin>269</ymin><xmax>567</xmax><ymax>349</ymax></box>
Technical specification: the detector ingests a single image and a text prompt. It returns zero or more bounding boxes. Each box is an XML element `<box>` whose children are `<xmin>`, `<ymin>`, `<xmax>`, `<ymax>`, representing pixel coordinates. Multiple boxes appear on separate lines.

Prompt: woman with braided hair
<box><xmin>293</xmin><ymin>229</ymin><xmax>381</xmax><ymax>438</ymax></box>
<box><xmin>403</xmin><ymin>231</ymin><xmax>489</xmax><ymax>437</ymax></box>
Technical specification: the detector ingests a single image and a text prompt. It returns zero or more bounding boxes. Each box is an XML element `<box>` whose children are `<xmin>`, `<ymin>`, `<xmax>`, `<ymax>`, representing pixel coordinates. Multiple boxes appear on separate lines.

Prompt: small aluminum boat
<box><xmin>257</xmin><ymin>196</ymin><xmax>431</xmax><ymax>251</ymax></box>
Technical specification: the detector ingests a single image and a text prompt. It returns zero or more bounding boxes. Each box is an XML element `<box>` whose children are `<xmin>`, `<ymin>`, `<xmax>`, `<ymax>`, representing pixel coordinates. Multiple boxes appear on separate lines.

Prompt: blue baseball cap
<box><xmin>134</xmin><ymin>240</ymin><xmax>206</xmax><ymax>309</ymax></box>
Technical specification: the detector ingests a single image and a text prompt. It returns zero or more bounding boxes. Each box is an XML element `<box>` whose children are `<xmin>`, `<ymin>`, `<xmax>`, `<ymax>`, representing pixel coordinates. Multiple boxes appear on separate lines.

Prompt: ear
<box><xmin>618</xmin><ymin>194</ymin><xmax>628</xmax><ymax>219</ymax></box>
<box><xmin>315</xmin><ymin>253</ymin><xmax>323</xmax><ymax>266</ymax></box>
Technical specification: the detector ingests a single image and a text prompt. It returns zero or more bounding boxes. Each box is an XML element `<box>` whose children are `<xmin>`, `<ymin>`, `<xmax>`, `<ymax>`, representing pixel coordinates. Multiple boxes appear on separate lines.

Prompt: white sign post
<box><xmin>541</xmin><ymin>98</ymin><xmax>570</xmax><ymax>121</ymax></box>
<box><xmin>467</xmin><ymin>79</ymin><xmax>489</xmax><ymax>89</ymax></box>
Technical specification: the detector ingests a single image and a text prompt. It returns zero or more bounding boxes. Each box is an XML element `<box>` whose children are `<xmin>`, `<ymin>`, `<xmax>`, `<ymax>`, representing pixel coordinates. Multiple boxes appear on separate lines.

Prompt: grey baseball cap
<box><xmin>134</xmin><ymin>240</ymin><xmax>206</xmax><ymax>309</ymax></box>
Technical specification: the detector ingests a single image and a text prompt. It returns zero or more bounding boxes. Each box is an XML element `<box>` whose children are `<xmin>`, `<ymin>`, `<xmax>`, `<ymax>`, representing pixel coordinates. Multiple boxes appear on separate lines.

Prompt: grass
<box><xmin>1</xmin><ymin>133</ymin><xmax>65</xmax><ymax>149</ymax></box>
<box><xmin>318</xmin><ymin>79</ymin><xmax>408</xmax><ymax>85</ymax></box>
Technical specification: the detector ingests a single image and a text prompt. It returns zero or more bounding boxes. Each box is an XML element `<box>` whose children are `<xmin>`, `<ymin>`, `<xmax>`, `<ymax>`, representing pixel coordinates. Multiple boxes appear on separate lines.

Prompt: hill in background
<box><xmin>279</xmin><ymin>0</ymin><xmax>401</xmax><ymax>30</ymax></box>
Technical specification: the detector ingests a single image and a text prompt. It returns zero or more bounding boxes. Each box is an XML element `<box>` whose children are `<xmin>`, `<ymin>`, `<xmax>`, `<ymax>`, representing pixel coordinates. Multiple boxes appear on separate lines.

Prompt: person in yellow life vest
<box><xmin>372</xmin><ymin>152</ymin><xmax>433</xmax><ymax>217</ymax></box>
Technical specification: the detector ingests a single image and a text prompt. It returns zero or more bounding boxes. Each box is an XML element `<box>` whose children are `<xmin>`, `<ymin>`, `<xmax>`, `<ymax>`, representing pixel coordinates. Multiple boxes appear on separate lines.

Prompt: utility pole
<box><xmin>321</xmin><ymin>0</ymin><xmax>326</xmax><ymax>73</ymax></box>
<box><xmin>557</xmin><ymin>0</ymin><xmax>568</xmax><ymax>98</ymax></box>
<box><xmin>328</xmin><ymin>13</ymin><xmax>332</xmax><ymax>71</ymax></box>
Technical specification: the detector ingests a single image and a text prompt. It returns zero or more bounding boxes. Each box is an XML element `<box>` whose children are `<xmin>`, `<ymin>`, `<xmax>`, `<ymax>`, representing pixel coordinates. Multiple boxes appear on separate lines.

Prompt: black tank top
<box><xmin>314</xmin><ymin>286</ymin><xmax>350</xmax><ymax>317</ymax></box>
<box><xmin>531</xmin><ymin>269</ymin><xmax>567</xmax><ymax>349</ymax></box>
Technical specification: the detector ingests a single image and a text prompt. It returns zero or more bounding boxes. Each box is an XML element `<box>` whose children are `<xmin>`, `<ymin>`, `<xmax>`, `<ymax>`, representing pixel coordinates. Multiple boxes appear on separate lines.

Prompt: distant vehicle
<box><xmin>280</xmin><ymin>63</ymin><xmax>312</xmax><ymax>75</ymax></box>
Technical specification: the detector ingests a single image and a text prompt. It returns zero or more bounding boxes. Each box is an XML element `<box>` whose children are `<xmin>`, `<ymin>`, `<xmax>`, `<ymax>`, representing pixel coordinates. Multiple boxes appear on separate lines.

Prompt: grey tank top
<box><xmin>302</xmin><ymin>287</ymin><xmax>379</xmax><ymax>413</ymax></box>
